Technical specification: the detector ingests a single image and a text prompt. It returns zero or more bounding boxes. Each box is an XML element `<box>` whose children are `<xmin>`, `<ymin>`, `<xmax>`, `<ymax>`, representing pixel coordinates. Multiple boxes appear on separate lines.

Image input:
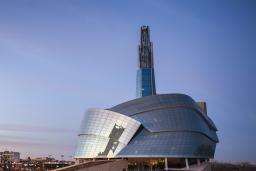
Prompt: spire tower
<box><xmin>136</xmin><ymin>26</ymin><xmax>156</xmax><ymax>98</ymax></box>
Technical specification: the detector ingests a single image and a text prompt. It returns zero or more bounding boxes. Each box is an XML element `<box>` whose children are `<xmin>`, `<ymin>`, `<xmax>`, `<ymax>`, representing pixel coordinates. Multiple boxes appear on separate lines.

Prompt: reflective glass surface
<box><xmin>76</xmin><ymin>94</ymin><xmax>218</xmax><ymax>159</ymax></box>
<box><xmin>117</xmin><ymin>129</ymin><xmax>216</xmax><ymax>158</ymax></box>
<box><xmin>108</xmin><ymin>94</ymin><xmax>218</xmax><ymax>159</ymax></box>
<box><xmin>132</xmin><ymin>108</ymin><xmax>218</xmax><ymax>142</ymax></box>
<box><xmin>75</xmin><ymin>109</ymin><xmax>141</xmax><ymax>158</ymax></box>
<box><xmin>109</xmin><ymin>94</ymin><xmax>217</xmax><ymax>131</ymax></box>
<box><xmin>136</xmin><ymin>68</ymin><xmax>156</xmax><ymax>98</ymax></box>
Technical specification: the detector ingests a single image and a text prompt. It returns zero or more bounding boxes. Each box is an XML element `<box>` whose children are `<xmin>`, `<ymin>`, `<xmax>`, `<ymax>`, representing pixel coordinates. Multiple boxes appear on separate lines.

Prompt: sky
<box><xmin>0</xmin><ymin>0</ymin><xmax>256</xmax><ymax>163</ymax></box>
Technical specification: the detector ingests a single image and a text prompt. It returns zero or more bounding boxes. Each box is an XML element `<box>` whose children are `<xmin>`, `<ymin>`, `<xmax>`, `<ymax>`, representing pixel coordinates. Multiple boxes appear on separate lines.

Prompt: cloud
<box><xmin>0</xmin><ymin>124</ymin><xmax>78</xmax><ymax>159</ymax></box>
<box><xmin>0</xmin><ymin>123</ymin><xmax>78</xmax><ymax>134</ymax></box>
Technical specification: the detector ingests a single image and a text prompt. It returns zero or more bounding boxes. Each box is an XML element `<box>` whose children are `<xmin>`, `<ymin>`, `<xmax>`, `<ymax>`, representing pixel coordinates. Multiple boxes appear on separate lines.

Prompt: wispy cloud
<box><xmin>0</xmin><ymin>123</ymin><xmax>78</xmax><ymax>134</ymax></box>
<box><xmin>0</xmin><ymin>124</ymin><xmax>77</xmax><ymax>159</ymax></box>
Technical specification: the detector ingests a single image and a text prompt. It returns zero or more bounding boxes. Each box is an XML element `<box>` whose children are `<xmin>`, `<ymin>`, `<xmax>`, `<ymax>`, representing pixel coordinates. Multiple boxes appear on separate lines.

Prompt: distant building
<box><xmin>75</xmin><ymin>26</ymin><xmax>219</xmax><ymax>170</ymax></box>
<box><xmin>0</xmin><ymin>151</ymin><xmax>20</xmax><ymax>163</ymax></box>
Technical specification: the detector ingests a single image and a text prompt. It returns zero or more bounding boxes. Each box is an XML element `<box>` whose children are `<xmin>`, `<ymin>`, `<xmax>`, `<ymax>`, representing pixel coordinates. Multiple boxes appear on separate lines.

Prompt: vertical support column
<box><xmin>165</xmin><ymin>157</ymin><xmax>168</xmax><ymax>170</ymax></box>
<box><xmin>197</xmin><ymin>158</ymin><xmax>201</xmax><ymax>166</ymax></box>
<box><xmin>185</xmin><ymin>158</ymin><xmax>189</xmax><ymax>170</ymax></box>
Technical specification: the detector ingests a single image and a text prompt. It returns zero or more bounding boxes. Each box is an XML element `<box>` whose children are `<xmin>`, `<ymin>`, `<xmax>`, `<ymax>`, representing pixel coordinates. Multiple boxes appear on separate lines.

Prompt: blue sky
<box><xmin>0</xmin><ymin>0</ymin><xmax>256</xmax><ymax>162</ymax></box>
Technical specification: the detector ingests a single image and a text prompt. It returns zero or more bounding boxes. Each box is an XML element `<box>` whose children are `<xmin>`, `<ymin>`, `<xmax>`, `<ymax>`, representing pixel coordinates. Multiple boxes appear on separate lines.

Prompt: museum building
<box><xmin>75</xmin><ymin>26</ymin><xmax>218</xmax><ymax>170</ymax></box>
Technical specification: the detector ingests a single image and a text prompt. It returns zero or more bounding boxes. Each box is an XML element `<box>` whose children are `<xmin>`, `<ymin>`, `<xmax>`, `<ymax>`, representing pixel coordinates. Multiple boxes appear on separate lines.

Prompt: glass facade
<box><xmin>132</xmin><ymin>108</ymin><xmax>218</xmax><ymax>142</ymax></box>
<box><xmin>75</xmin><ymin>94</ymin><xmax>218</xmax><ymax>159</ymax></box>
<box><xmin>117</xmin><ymin>129</ymin><xmax>216</xmax><ymax>158</ymax></box>
<box><xmin>75</xmin><ymin>109</ymin><xmax>141</xmax><ymax>158</ymax></box>
<box><xmin>110</xmin><ymin>94</ymin><xmax>217</xmax><ymax>131</ymax></box>
<box><xmin>136</xmin><ymin>68</ymin><xmax>156</xmax><ymax>97</ymax></box>
<box><xmin>109</xmin><ymin>94</ymin><xmax>218</xmax><ymax>158</ymax></box>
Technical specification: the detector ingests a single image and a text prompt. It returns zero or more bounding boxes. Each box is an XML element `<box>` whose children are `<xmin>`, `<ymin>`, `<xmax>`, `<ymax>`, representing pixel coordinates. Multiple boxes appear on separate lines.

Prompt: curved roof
<box><xmin>75</xmin><ymin>109</ymin><xmax>141</xmax><ymax>158</ymax></box>
<box><xmin>109</xmin><ymin>93</ymin><xmax>217</xmax><ymax>131</ymax></box>
<box><xmin>131</xmin><ymin>108</ymin><xmax>218</xmax><ymax>142</ymax></box>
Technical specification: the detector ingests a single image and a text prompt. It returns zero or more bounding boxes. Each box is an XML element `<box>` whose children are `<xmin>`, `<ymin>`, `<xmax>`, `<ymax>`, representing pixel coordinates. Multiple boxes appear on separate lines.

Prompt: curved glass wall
<box><xmin>132</xmin><ymin>108</ymin><xmax>218</xmax><ymax>142</ymax></box>
<box><xmin>109</xmin><ymin>94</ymin><xmax>218</xmax><ymax>159</ymax></box>
<box><xmin>75</xmin><ymin>94</ymin><xmax>218</xmax><ymax>159</ymax></box>
<box><xmin>117</xmin><ymin>129</ymin><xmax>216</xmax><ymax>158</ymax></box>
<box><xmin>109</xmin><ymin>94</ymin><xmax>217</xmax><ymax>131</ymax></box>
<box><xmin>75</xmin><ymin>109</ymin><xmax>141</xmax><ymax>158</ymax></box>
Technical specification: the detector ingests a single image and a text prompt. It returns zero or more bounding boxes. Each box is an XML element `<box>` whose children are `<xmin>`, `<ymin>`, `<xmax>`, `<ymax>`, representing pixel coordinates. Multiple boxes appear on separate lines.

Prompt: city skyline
<box><xmin>0</xmin><ymin>0</ymin><xmax>256</xmax><ymax>163</ymax></box>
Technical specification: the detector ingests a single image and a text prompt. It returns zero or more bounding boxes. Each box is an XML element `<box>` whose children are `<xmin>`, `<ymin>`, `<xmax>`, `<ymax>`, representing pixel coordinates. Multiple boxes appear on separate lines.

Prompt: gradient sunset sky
<box><xmin>0</xmin><ymin>0</ymin><xmax>256</xmax><ymax>163</ymax></box>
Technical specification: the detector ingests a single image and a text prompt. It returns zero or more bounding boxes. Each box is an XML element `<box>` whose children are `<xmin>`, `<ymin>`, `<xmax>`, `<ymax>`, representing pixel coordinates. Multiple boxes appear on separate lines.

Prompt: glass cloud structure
<box><xmin>75</xmin><ymin>94</ymin><xmax>218</xmax><ymax>159</ymax></box>
<box><xmin>75</xmin><ymin>26</ymin><xmax>218</xmax><ymax>169</ymax></box>
<box><xmin>75</xmin><ymin>109</ymin><xmax>141</xmax><ymax>158</ymax></box>
<box><xmin>110</xmin><ymin>94</ymin><xmax>218</xmax><ymax>158</ymax></box>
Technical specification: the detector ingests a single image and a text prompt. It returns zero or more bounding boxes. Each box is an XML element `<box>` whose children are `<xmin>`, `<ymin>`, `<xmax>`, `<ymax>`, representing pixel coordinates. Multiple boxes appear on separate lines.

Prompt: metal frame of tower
<box><xmin>136</xmin><ymin>26</ymin><xmax>156</xmax><ymax>98</ymax></box>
